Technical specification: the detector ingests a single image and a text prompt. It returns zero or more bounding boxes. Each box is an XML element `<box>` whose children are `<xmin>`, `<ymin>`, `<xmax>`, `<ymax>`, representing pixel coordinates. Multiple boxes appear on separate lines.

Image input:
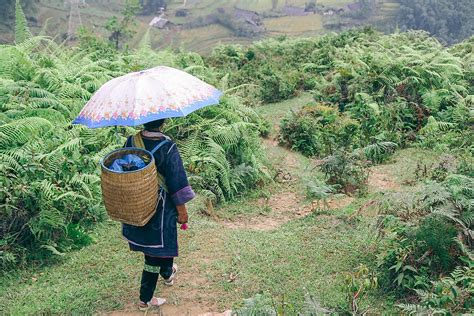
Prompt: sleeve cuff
<box><xmin>171</xmin><ymin>186</ymin><xmax>195</xmax><ymax>205</ymax></box>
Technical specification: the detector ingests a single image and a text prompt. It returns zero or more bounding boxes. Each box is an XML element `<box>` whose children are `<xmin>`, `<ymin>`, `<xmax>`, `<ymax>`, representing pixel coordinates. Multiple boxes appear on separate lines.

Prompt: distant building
<box><xmin>322</xmin><ymin>8</ymin><xmax>344</xmax><ymax>15</ymax></box>
<box><xmin>233</xmin><ymin>7</ymin><xmax>264</xmax><ymax>30</ymax></box>
<box><xmin>149</xmin><ymin>15</ymin><xmax>174</xmax><ymax>29</ymax></box>
<box><xmin>234</xmin><ymin>7</ymin><xmax>261</xmax><ymax>23</ymax></box>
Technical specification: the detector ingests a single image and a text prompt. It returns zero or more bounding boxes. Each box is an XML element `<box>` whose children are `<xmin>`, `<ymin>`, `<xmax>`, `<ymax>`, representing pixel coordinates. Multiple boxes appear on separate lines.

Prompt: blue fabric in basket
<box><xmin>110</xmin><ymin>154</ymin><xmax>146</xmax><ymax>172</ymax></box>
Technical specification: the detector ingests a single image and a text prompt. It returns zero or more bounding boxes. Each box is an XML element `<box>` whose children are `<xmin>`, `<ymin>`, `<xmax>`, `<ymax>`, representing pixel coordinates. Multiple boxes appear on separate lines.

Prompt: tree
<box><xmin>396</xmin><ymin>0</ymin><xmax>474</xmax><ymax>45</ymax></box>
<box><xmin>139</xmin><ymin>0</ymin><xmax>166</xmax><ymax>15</ymax></box>
<box><xmin>272</xmin><ymin>0</ymin><xmax>279</xmax><ymax>10</ymax></box>
<box><xmin>305</xmin><ymin>0</ymin><xmax>317</xmax><ymax>12</ymax></box>
<box><xmin>105</xmin><ymin>0</ymin><xmax>141</xmax><ymax>49</ymax></box>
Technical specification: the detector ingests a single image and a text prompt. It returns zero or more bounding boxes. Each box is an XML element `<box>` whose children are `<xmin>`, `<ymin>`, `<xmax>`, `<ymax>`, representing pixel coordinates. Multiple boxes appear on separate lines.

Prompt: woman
<box><xmin>122</xmin><ymin>118</ymin><xmax>195</xmax><ymax>310</ymax></box>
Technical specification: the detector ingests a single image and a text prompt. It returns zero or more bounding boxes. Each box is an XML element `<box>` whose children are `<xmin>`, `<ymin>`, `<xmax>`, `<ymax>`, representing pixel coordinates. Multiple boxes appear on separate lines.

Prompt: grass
<box><xmin>223</xmin><ymin>213</ymin><xmax>381</xmax><ymax>312</ymax></box>
<box><xmin>257</xmin><ymin>92</ymin><xmax>314</xmax><ymax>126</ymax></box>
<box><xmin>0</xmin><ymin>208</ymin><xmax>227</xmax><ymax>314</ymax></box>
<box><xmin>0</xmin><ymin>221</ymin><xmax>141</xmax><ymax>314</ymax></box>
<box><xmin>371</xmin><ymin>147</ymin><xmax>445</xmax><ymax>185</ymax></box>
<box><xmin>0</xmin><ymin>207</ymin><xmax>380</xmax><ymax>314</ymax></box>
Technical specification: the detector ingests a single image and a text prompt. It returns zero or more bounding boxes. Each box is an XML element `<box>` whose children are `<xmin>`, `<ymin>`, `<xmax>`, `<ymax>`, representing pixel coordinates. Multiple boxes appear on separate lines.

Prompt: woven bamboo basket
<box><xmin>100</xmin><ymin>147</ymin><xmax>158</xmax><ymax>226</ymax></box>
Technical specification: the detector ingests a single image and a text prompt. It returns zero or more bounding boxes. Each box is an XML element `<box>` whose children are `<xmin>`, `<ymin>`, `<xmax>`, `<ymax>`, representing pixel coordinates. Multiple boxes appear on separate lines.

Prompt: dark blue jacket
<box><xmin>122</xmin><ymin>133</ymin><xmax>195</xmax><ymax>257</ymax></box>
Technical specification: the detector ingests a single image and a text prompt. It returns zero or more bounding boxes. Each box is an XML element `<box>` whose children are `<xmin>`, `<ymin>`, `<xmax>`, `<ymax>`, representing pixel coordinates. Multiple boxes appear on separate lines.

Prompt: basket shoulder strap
<box><xmin>150</xmin><ymin>140</ymin><xmax>169</xmax><ymax>155</ymax></box>
<box><xmin>132</xmin><ymin>133</ymin><xmax>146</xmax><ymax>149</ymax></box>
<box><xmin>133</xmin><ymin>133</ymin><xmax>170</xmax><ymax>192</ymax></box>
<box><xmin>150</xmin><ymin>140</ymin><xmax>170</xmax><ymax>193</ymax></box>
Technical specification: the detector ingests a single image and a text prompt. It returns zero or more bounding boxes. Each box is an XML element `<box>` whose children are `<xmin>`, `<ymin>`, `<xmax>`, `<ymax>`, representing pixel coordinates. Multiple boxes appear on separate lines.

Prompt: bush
<box><xmin>376</xmin><ymin>175</ymin><xmax>473</xmax><ymax>303</ymax></box>
<box><xmin>273</xmin><ymin>30</ymin><xmax>472</xmax><ymax>158</ymax></box>
<box><xmin>320</xmin><ymin>150</ymin><xmax>369</xmax><ymax>195</ymax></box>
<box><xmin>280</xmin><ymin>104</ymin><xmax>360</xmax><ymax>157</ymax></box>
<box><xmin>398</xmin><ymin>265</ymin><xmax>474</xmax><ymax>314</ymax></box>
<box><xmin>258</xmin><ymin>66</ymin><xmax>299</xmax><ymax>103</ymax></box>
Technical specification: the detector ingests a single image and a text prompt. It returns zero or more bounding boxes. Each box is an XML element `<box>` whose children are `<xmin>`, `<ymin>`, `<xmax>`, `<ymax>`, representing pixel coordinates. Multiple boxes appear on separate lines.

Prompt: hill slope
<box><xmin>1</xmin><ymin>0</ymin><xmax>392</xmax><ymax>53</ymax></box>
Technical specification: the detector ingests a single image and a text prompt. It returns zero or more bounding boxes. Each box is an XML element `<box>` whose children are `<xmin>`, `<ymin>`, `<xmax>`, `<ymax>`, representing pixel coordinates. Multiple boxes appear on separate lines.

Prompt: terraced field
<box><xmin>3</xmin><ymin>0</ymin><xmax>395</xmax><ymax>53</ymax></box>
<box><xmin>155</xmin><ymin>0</ymin><xmax>357</xmax><ymax>52</ymax></box>
<box><xmin>153</xmin><ymin>24</ymin><xmax>254</xmax><ymax>54</ymax></box>
<box><xmin>166</xmin><ymin>0</ymin><xmax>355</xmax><ymax>13</ymax></box>
<box><xmin>265</xmin><ymin>15</ymin><xmax>324</xmax><ymax>36</ymax></box>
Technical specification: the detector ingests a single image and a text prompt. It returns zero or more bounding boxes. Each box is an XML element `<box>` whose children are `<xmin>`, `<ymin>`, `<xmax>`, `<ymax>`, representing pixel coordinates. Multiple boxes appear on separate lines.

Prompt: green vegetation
<box><xmin>278</xmin><ymin>29</ymin><xmax>472</xmax><ymax>155</ymax></box>
<box><xmin>1</xmin><ymin>93</ymin><xmax>386</xmax><ymax>314</ymax></box>
<box><xmin>0</xmin><ymin>202</ymin><xmax>379</xmax><ymax>314</ymax></box>
<box><xmin>376</xmin><ymin>173</ymin><xmax>474</xmax><ymax>313</ymax></box>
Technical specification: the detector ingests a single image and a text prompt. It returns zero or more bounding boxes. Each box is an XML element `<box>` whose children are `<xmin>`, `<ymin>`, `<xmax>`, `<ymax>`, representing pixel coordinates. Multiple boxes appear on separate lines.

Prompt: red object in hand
<box><xmin>180</xmin><ymin>223</ymin><xmax>188</xmax><ymax>230</ymax></box>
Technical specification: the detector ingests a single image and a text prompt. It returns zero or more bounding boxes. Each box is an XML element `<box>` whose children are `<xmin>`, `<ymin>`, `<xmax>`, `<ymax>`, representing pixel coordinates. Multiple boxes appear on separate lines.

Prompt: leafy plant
<box><xmin>342</xmin><ymin>265</ymin><xmax>378</xmax><ymax>314</ymax></box>
<box><xmin>362</xmin><ymin>141</ymin><xmax>397</xmax><ymax>164</ymax></box>
<box><xmin>306</xmin><ymin>178</ymin><xmax>334</xmax><ymax>210</ymax></box>
<box><xmin>398</xmin><ymin>264</ymin><xmax>474</xmax><ymax>314</ymax></box>
<box><xmin>279</xmin><ymin>104</ymin><xmax>360</xmax><ymax>157</ymax></box>
<box><xmin>105</xmin><ymin>0</ymin><xmax>141</xmax><ymax>49</ymax></box>
<box><xmin>376</xmin><ymin>174</ymin><xmax>473</xmax><ymax>303</ymax></box>
<box><xmin>320</xmin><ymin>150</ymin><xmax>369</xmax><ymax>195</ymax></box>
<box><xmin>270</xmin><ymin>29</ymin><xmax>472</xmax><ymax>158</ymax></box>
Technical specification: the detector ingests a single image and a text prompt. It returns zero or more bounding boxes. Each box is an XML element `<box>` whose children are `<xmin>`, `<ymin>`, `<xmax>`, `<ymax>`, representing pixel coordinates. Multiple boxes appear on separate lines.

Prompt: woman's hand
<box><xmin>176</xmin><ymin>204</ymin><xmax>188</xmax><ymax>224</ymax></box>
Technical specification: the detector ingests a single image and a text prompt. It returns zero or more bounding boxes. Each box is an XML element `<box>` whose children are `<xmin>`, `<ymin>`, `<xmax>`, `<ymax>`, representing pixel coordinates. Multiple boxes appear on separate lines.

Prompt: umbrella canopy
<box><xmin>73</xmin><ymin>66</ymin><xmax>222</xmax><ymax>128</ymax></box>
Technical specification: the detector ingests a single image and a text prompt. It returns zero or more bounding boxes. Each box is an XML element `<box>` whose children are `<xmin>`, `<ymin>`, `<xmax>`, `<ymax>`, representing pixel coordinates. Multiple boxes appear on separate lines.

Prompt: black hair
<box><xmin>143</xmin><ymin>119</ymin><xmax>165</xmax><ymax>131</ymax></box>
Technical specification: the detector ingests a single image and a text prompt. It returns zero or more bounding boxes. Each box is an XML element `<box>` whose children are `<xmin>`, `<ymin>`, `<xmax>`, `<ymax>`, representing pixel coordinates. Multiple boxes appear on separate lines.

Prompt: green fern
<box><xmin>363</xmin><ymin>141</ymin><xmax>398</xmax><ymax>164</ymax></box>
<box><xmin>0</xmin><ymin>117</ymin><xmax>52</xmax><ymax>148</ymax></box>
<box><xmin>14</xmin><ymin>0</ymin><xmax>32</xmax><ymax>44</ymax></box>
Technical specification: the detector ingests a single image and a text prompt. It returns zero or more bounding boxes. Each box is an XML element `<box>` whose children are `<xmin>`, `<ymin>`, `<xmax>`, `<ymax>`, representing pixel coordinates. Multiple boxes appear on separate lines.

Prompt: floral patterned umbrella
<box><xmin>73</xmin><ymin>66</ymin><xmax>222</xmax><ymax>128</ymax></box>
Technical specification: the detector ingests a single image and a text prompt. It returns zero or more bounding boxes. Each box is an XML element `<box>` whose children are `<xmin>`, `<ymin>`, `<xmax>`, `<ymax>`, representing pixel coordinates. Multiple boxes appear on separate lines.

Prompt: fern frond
<box><xmin>0</xmin><ymin>117</ymin><xmax>53</xmax><ymax>148</ymax></box>
<box><xmin>14</xmin><ymin>0</ymin><xmax>32</xmax><ymax>44</ymax></box>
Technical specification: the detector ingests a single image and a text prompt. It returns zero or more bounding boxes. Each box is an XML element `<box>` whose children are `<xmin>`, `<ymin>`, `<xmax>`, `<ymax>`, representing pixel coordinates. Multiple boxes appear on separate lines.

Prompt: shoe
<box><xmin>138</xmin><ymin>297</ymin><xmax>166</xmax><ymax>311</ymax></box>
<box><xmin>164</xmin><ymin>264</ymin><xmax>178</xmax><ymax>286</ymax></box>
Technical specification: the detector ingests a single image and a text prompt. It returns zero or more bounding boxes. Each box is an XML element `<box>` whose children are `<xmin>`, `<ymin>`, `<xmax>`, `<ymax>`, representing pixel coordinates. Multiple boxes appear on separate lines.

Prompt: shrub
<box><xmin>275</xmin><ymin>30</ymin><xmax>472</xmax><ymax>157</ymax></box>
<box><xmin>258</xmin><ymin>66</ymin><xmax>299</xmax><ymax>103</ymax></box>
<box><xmin>398</xmin><ymin>264</ymin><xmax>474</xmax><ymax>314</ymax></box>
<box><xmin>376</xmin><ymin>175</ymin><xmax>473</xmax><ymax>300</ymax></box>
<box><xmin>320</xmin><ymin>150</ymin><xmax>369</xmax><ymax>195</ymax></box>
<box><xmin>279</xmin><ymin>104</ymin><xmax>360</xmax><ymax>157</ymax></box>
<box><xmin>362</xmin><ymin>141</ymin><xmax>398</xmax><ymax>164</ymax></box>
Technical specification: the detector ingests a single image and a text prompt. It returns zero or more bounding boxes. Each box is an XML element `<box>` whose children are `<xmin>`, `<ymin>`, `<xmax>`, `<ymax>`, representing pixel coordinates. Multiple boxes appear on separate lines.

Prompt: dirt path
<box><xmin>108</xmin><ymin>96</ymin><xmax>403</xmax><ymax>315</ymax></box>
<box><xmin>221</xmin><ymin>136</ymin><xmax>310</xmax><ymax>231</ymax></box>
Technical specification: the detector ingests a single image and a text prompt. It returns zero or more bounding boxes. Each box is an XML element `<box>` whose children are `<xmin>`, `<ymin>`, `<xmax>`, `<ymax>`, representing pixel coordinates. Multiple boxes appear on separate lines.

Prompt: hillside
<box><xmin>1</xmin><ymin>0</ymin><xmax>402</xmax><ymax>53</ymax></box>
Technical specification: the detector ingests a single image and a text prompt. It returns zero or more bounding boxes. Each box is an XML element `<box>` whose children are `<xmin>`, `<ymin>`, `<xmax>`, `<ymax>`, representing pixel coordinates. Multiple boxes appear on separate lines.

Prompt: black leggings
<box><xmin>140</xmin><ymin>255</ymin><xmax>174</xmax><ymax>303</ymax></box>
